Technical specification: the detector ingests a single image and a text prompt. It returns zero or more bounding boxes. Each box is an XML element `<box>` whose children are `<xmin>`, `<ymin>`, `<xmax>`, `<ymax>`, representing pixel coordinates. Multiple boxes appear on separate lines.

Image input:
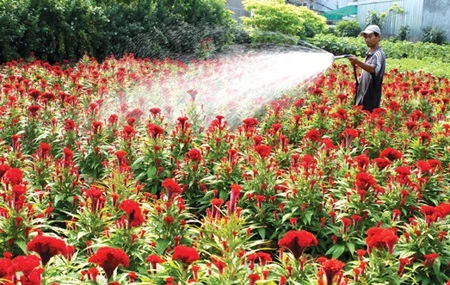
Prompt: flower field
<box><xmin>1</xmin><ymin>54</ymin><xmax>450</xmax><ymax>285</ymax></box>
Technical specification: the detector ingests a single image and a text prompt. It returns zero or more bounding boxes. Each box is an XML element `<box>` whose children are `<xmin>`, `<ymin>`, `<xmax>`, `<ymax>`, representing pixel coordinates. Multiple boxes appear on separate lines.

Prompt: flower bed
<box><xmin>0</xmin><ymin>55</ymin><xmax>450</xmax><ymax>284</ymax></box>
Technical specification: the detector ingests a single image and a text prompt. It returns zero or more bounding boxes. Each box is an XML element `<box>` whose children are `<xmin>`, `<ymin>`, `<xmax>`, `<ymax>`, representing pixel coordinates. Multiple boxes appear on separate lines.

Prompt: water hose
<box><xmin>333</xmin><ymin>54</ymin><xmax>359</xmax><ymax>103</ymax></box>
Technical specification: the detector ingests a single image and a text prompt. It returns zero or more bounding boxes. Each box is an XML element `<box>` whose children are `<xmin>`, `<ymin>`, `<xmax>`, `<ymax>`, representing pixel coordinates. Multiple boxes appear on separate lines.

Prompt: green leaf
<box><xmin>156</xmin><ymin>238</ymin><xmax>170</xmax><ymax>254</ymax></box>
<box><xmin>147</xmin><ymin>166</ymin><xmax>157</xmax><ymax>178</ymax></box>
<box><xmin>346</xmin><ymin>242</ymin><xmax>355</xmax><ymax>254</ymax></box>
<box><xmin>325</xmin><ymin>244</ymin><xmax>345</xmax><ymax>259</ymax></box>
<box><xmin>258</xmin><ymin>228</ymin><xmax>266</xmax><ymax>240</ymax></box>
<box><xmin>433</xmin><ymin>258</ymin><xmax>441</xmax><ymax>281</ymax></box>
<box><xmin>16</xmin><ymin>240</ymin><xmax>27</xmax><ymax>254</ymax></box>
<box><xmin>304</xmin><ymin>211</ymin><xmax>314</xmax><ymax>224</ymax></box>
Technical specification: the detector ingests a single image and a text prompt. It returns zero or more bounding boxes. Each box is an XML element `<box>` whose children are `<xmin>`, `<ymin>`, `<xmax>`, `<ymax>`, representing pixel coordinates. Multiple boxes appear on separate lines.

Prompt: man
<box><xmin>348</xmin><ymin>24</ymin><xmax>386</xmax><ymax>112</ymax></box>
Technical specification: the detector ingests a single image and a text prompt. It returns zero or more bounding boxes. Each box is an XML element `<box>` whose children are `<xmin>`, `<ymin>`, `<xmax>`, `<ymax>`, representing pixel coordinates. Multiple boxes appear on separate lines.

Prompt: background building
<box><xmin>349</xmin><ymin>0</ymin><xmax>450</xmax><ymax>41</ymax></box>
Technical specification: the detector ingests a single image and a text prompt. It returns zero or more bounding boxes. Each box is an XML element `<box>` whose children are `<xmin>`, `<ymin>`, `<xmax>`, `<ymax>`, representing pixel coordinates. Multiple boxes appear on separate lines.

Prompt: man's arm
<box><xmin>348</xmin><ymin>55</ymin><xmax>375</xmax><ymax>74</ymax></box>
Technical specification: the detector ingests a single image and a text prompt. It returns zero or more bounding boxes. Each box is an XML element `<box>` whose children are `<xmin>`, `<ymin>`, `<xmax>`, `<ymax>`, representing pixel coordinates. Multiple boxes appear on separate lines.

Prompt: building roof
<box><xmin>322</xmin><ymin>5</ymin><xmax>357</xmax><ymax>21</ymax></box>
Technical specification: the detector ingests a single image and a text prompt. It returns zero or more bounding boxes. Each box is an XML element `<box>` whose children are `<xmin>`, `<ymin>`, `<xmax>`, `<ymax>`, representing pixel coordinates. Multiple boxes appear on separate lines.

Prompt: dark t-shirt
<box><xmin>355</xmin><ymin>47</ymin><xmax>386</xmax><ymax>112</ymax></box>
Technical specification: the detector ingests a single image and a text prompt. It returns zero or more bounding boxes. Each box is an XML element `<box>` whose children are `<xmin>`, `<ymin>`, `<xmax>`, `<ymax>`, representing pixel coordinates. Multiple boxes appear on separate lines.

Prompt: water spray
<box><xmin>100</xmin><ymin>34</ymin><xmax>338</xmax><ymax>128</ymax></box>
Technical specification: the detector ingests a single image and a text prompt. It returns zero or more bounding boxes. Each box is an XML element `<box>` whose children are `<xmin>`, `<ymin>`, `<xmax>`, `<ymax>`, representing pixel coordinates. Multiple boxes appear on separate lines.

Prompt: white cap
<box><xmin>360</xmin><ymin>25</ymin><xmax>381</xmax><ymax>36</ymax></box>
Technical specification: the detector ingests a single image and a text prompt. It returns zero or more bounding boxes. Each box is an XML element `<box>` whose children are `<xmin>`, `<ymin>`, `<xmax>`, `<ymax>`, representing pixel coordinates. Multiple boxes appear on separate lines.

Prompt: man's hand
<box><xmin>347</xmin><ymin>55</ymin><xmax>359</xmax><ymax>66</ymax></box>
<box><xmin>348</xmin><ymin>55</ymin><xmax>375</xmax><ymax>74</ymax></box>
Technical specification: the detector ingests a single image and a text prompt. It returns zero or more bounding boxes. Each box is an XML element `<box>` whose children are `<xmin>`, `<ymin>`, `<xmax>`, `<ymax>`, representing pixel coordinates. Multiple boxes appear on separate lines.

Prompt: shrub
<box><xmin>0</xmin><ymin>0</ymin><xmax>235</xmax><ymax>63</ymax></box>
<box><xmin>308</xmin><ymin>34</ymin><xmax>450</xmax><ymax>62</ymax></box>
<box><xmin>421</xmin><ymin>26</ymin><xmax>446</xmax><ymax>45</ymax></box>
<box><xmin>395</xmin><ymin>25</ymin><xmax>410</xmax><ymax>41</ymax></box>
<box><xmin>242</xmin><ymin>0</ymin><xmax>304</xmax><ymax>42</ymax></box>
<box><xmin>296</xmin><ymin>6</ymin><xmax>327</xmax><ymax>39</ymax></box>
<box><xmin>0</xmin><ymin>0</ymin><xmax>28</xmax><ymax>62</ymax></box>
<box><xmin>242</xmin><ymin>0</ymin><xmax>326</xmax><ymax>42</ymax></box>
<box><xmin>335</xmin><ymin>20</ymin><xmax>362</xmax><ymax>37</ymax></box>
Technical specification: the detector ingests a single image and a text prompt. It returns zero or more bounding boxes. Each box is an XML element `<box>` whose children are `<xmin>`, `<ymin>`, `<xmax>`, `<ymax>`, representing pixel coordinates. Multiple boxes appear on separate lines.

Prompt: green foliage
<box><xmin>242</xmin><ymin>0</ymin><xmax>304</xmax><ymax>41</ymax></box>
<box><xmin>0</xmin><ymin>0</ymin><xmax>235</xmax><ymax>63</ymax></box>
<box><xmin>387</xmin><ymin>58</ymin><xmax>450</xmax><ymax>78</ymax></box>
<box><xmin>365</xmin><ymin>9</ymin><xmax>387</xmax><ymax>29</ymax></box>
<box><xmin>242</xmin><ymin>0</ymin><xmax>326</xmax><ymax>42</ymax></box>
<box><xmin>335</xmin><ymin>20</ymin><xmax>362</xmax><ymax>37</ymax></box>
<box><xmin>308</xmin><ymin>34</ymin><xmax>450</xmax><ymax>63</ymax></box>
<box><xmin>395</xmin><ymin>25</ymin><xmax>410</xmax><ymax>41</ymax></box>
<box><xmin>0</xmin><ymin>0</ymin><xmax>28</xmax><ymax>62</ymax></box>
<box><xmin>421</xmin><ymin>26</ymin><xmax>447</xmax><ymax>45</ymax></box>
<box><xmin>296</xmin><ymin>6</ymin><xmax>327</xmax><ymax>38</ymax></box>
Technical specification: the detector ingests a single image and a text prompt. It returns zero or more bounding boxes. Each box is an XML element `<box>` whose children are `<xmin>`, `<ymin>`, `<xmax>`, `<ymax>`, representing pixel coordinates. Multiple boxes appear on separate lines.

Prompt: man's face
<box><xmin>363</xmin><ymin>33</ymin><xmax>380</xmax><ymax>48</ymax></box>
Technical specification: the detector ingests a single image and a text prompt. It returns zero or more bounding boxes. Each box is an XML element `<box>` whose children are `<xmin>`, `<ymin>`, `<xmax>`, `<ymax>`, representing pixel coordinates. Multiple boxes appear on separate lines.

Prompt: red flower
<box><xmin>248</xmin><ymin>273</ymin><xmax>260</xmax><ymax>285</ymax></box>
<box><xmin>355</xmin><ymin>172</ymin><xmax>376</xmax><ymax>190</ymax></box>
<box><xmin>3</xmin><ymin>168</ymin><xmax>23</xmax><ymax>186</ymax></box>
<box><xmin>0</xmin><ymin>257</ymin><xmax>13</xmax><ymax>281</ymax></box>
<box><xmin>0</xmin><ymin>164</ymin><xmax>10</xmax><ymax>180</ymax></box>
<box><xmin>149</xmin><ymin>108</ymin><xmax>161</xmax><ymax>116</ymax></box>
<box><xmin>161</xmin><ymin>178</ymin><xmax>183</xmax><ymax>200</ymax></box>
<box><xmin>365</xmin><ymin>227</ymin><xmax>398</xmax><ymax>253</ymax></box>
<box><xmin>146</xmin><ymin>254</ymin><xmax>165</xmax><ymax>270</ymax></box>
<box><xmin>64</xmin><ymin>119</ymin><xmax>77</xmax><ymax>131</ymax></box>
<box><xmin>341</xmin><ymin>128</ymin><xmax>358</xmax><ymax>139</ymax></box>
<box><xmin>278</xmin><ymin>230</ymin><xmax>318</xmax><ymax>259</ymax></box>
<box><xmin>242</xmin><ymin>118</ymin><xmax>258</xmax><ymax>129</ymax></box>
<box><xmin>63</xmin><ymin>147</ymin><xmax>74</xmax><ymax>166</ymax></box>
<box><xmin>88</xmin><ymin>247</ymin><xmax>129</xmax><ymax>280</ymax></box>
<box><xmin>37</xmin><ymin>142</ymin><xmax>51</xmax><ymax>159</ymax></box>
<box><xmin>228</xmin><ymin>184</ymin><xmax>242</xmax><ymax>215</ymax></box>
<box><xmin>436</xmin><ymin>202</ymin><xmax>450</xmax><ymax>218</ymax></box>
<box><xmin>147</xmin><ymin>123</ymin><xmax>164</xmax><ymax>138</ymax></box>
<box><xmin>186</xmin><ymin>148</ymin><xmax>202</xmax><ymax>162</ymax></box>
<box><xmin>354</xmin><ymin>154</ymin><xmax>370</xmax><ymax>170</ymax></box>
<box><xmin>418</xmin><ymin>131</ymin><xmax>431</xmax><ymax>144</ymax></box>
<box><xmin>118</xmin><ymin>200</ymin><xmax>145</xmax><ymax>228</ymax></box>
<box><xmin>164</xmin><ymin>215</ymin><xmax>175</xmax><ymax>225</ymax></box>
<box><xmin>211</xmin><ymin>256</ymin><xmax>227</xmax><ymax>273</ymax></box>
<box><xmin>379</xmin><ymin>148</ymin><xmax>402</xmax><ymax>161</ymax></box>
<box><xmin>317</xmin><ymin>257</ymin><xmax>345</xmax><ymax>285</ymax></box>
<box><xmin>422</xmin><ymin>253</ymin><xmax>439</xmax><ymax>266</ymax></box>
<box><xmin>172</xmin><ymin>245</ymin><xmax>200</xmax><ymax>265</ymax></box>
<box><xmin>304</xmin><ymin>129</ymin><xmax>321</xmax><ymax>142</ymax></box>
<box><xmin>26</xmin><ymin>235</ymin><xmax>68</xmax><ymax>266</ymax></box>
<box><xmin>254</xmin><ymin>144</ymin><xmax>272</xmax><ymax>159</ymax></box>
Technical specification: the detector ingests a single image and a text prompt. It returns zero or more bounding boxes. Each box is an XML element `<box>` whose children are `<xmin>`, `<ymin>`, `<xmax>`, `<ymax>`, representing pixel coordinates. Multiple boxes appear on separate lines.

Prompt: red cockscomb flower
<box><xmin>372</xmin><ymin>157</ymin><xmax>391</xmax><ymax>169</ymax></box>
<box><xmin>161</xmin><ymin>178</ymin><xmax>183</xmax><ymax>200</ymax></box>
<box><xmin>146</xmin><ymin>254</ymin><xmax>165</xmax><ymax>270</ymax></box>
<box><xmin>254</xmin><ymin>144</ymin><xmax>272</xmax><ymax>159</ymax></box>
<box><xmin>186</xmin><ymin>148</ymin><xmax>202</xmax><ymax>162</ymax></box>
<box><xmin>365</xmin><ymin>227</ymin><xmax>398</xmax><ymax>253</ymax></box>
<box><xmin>228</xmin><ymin>184</ymin><xmax>242</xmax><ymax>215</ymax></box>
<box><xmin>422</xmin><ymin>253</ymin><xmax>439</xmax><ymax>266</ymax></box>
<box><xmin>0</xmin><ymin>257</ymin><xmax>13</xmax><ymax>281</ymax></box>
<box><xmin>0</xmin><ymin>164</ymin><xmax>10</xmax><ymax>180</ymax></box>
<box><xmin>317</xmin><ymin>257</ymin><xmax>346</xmax><ymax>285</ymax></box>
<box><xmin>304</xmin><ymin>129</ymin><xmax>321</xmax><ymax>142</ymax></box>
<box><xmin>379</xmin><ymin>148</ymin><xmax>402</xmax><ymax>161</ymax></box>
<box><xmin>172</xmin><ymin>245</ymin><xmax>200</xmax><ymax>265</ymax></box>
<box><xmin>242</xmin><ymin>118</ymin><xmax>258</xmax><ymax>130</ymax></box>
<box><xmin>26</xmin><ymin>235</ymin><xmax>68</xmax><ymax>266</ymax></box>
<box><xmin>355</xmin><ymin>172</ymin><xmax>376</xmax><ymax>190</ymax></box>
<box><xmin>88</xmin><ymin>247</ymin><xmax>129</xmax><ymax>280</ymax></box>
<box><xmin>278</xmin><ymin>230</ymin><xmax>318</xmax><ymax>259</ymax></box>
<box><xmin>3</xmin><ymin>168</ymin><xmax>23</xmax><ymax>186</ymax></box>
<box><xmin>147</xmin><ymin>123</ymin><xmax>164</xmax><ymax>138</ymax></box>
<box><xmin>118</xmin><ymin>199</ymin><xmax>145</xmax><ymax>228</ymax></box>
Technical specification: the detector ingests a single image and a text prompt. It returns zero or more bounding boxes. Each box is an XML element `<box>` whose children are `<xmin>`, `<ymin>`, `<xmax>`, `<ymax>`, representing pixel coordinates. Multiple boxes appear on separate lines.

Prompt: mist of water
<box><xmin>100</xmin><ymin>45</ymin><xmax>334</xmax><ymax>127</ymax></box>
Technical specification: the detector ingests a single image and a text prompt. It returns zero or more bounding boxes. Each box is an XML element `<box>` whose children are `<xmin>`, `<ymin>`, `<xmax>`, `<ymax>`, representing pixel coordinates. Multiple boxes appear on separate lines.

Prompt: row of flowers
<box><xmin>0</xmin><ymin>54</ymin><xmax>450</xmax><ymax>284</ymax></box>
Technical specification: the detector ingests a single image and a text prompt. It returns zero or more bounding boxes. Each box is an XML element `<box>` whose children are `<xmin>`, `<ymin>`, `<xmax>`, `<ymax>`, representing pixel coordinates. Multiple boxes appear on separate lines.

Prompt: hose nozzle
<box><xmin>333</xmin><ymin>54</ymin><xmax>352</xmax><ymax>60</ymax></box>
